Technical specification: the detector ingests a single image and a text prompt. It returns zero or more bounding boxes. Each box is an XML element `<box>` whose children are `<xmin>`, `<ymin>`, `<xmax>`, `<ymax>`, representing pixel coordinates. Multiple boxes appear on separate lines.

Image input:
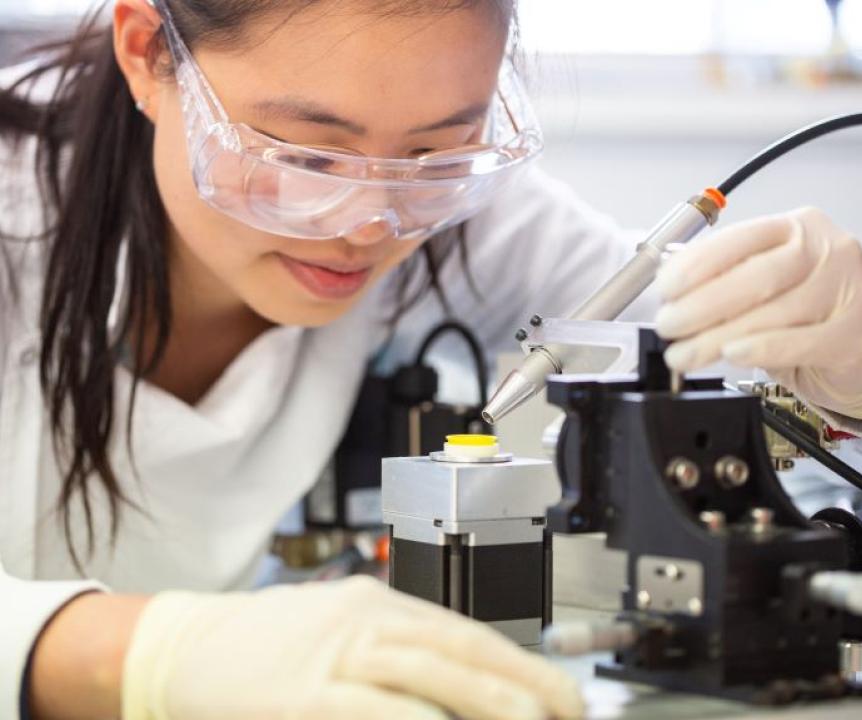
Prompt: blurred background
<box><xmin>2</xmin><ymin>0</ymin><xmax>861</xmax><ymax>231</ymax></box>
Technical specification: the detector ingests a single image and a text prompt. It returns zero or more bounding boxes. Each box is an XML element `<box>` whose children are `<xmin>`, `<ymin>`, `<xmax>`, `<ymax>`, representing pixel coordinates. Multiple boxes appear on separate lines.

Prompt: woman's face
<box><xmin>148</xmin><ymin>3</ymin><xmax>508</xmax><ymax>326</ymax></box>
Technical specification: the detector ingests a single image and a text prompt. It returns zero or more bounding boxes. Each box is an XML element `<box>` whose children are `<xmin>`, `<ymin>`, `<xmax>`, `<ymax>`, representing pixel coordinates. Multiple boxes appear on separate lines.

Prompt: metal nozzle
<box><xmin>482</xmin><ymin>350</ymin><xmax>559</xmax><ymax>425</ymax></box>
<box><xmin>481</xmin><ymin>370</ymin><xmax>539</xmax><ymax>425</ymax></box>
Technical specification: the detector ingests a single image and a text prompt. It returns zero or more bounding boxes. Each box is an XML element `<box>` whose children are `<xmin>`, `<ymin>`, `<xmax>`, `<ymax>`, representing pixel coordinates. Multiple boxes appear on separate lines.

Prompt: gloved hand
<box><xmin>123</xmin><ymin>576</ymin><xmax>583</xmax><ymax>720</ymax></box>
<box><xmin>655</xmin><ymin>207</ymin><xmax>862</xmax><ymax>420</ymax></box>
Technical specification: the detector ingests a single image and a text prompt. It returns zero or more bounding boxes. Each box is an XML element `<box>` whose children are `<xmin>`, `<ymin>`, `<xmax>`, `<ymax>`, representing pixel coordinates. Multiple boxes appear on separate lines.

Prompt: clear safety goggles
<box><xmin>150</xmin><ymin>0</ymin><xmax>543</xmax><ymax>241</ymax></box>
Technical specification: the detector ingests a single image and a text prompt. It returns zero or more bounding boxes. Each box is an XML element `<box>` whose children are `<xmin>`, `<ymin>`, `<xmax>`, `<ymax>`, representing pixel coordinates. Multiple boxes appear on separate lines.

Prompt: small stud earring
<box><xmin>135</xmin><ymin>97</ymin><xmax>149</xmax><ymax>113</ymax></box>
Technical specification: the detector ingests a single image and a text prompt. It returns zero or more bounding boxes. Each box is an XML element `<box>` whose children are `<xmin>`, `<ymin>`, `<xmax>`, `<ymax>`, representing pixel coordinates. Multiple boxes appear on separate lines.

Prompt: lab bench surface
<box><xmin>558</xmin><ymin>654</ymin><xmax>862</xmax><ymax>720</ymax></box>
<box><xmin>552</xmin><ymin>607</ymin><xmax>862</xmax><ymax>720</ymax></box>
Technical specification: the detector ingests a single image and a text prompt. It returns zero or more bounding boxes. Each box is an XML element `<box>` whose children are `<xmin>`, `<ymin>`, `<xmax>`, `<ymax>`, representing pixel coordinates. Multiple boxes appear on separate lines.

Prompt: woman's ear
<box><xmin>113</xmin><ymin>0</ymin><xmax>164</xmax><ymax>122</ymax></box>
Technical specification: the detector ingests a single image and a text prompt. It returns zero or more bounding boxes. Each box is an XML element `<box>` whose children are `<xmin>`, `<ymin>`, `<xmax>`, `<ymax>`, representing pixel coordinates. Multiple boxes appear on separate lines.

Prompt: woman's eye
<box><xmin>300</xmin><ymin>156</ymin><xmax>335</xmax><ymax>172</ymax></box>
<box><xmin>269</xmin><ymin>151</ymin><xmax>335</xmax><ymax>171</ymax></box>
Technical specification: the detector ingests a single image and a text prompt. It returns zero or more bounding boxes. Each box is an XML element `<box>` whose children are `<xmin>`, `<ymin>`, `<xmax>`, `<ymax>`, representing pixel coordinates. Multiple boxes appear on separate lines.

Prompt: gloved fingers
<box><xmin>360</xmin><ymin>588</ymin><xmax>582</xmax><ymax>717</ymax></box>
<box><xmin>721</xmin><ymin>322</ymin><xmax>849</xmax><ymax>370</ymax></box>
<box><xmin>656</xmin><ymin>228</ymin><xmax>811</xmax><ymax>339</ymax></box>
<box><xmin>292</xmin><ymin>682</ymin><xmax>449</xmax><ymax>720</ymax></box>
<box><xmin>663</xmin><ymin>282</ymin><xmax>827</xmax><ymax>371</ymax></box>
<box><xmin>656</xmin><ymin>214</ymin><xmax>794</xmax><ymax>301</ymax></box>
<box><xmin>341</xmin><ymin>645</ymin><xmax>547</xmax><ymax>720</ymax></box>
<box><xmin>376</xmin><ymin>616</ymin><xmax>582</xmax><ymax>720</ymax></box>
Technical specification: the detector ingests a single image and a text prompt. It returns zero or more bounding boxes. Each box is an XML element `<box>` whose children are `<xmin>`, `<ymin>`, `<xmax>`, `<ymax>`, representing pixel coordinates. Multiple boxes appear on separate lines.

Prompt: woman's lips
<box><xmin>277</xmin><ymin>254</ymin><xmax>374</xmax><ymax>300</ymax></box>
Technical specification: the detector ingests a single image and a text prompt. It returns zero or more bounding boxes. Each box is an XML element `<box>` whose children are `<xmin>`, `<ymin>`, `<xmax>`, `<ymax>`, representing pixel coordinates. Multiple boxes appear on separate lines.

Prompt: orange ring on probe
<box><xmin>703</xmin><ymin>187</ymin><xmax>727</xmax><ymax>209</ymax></box>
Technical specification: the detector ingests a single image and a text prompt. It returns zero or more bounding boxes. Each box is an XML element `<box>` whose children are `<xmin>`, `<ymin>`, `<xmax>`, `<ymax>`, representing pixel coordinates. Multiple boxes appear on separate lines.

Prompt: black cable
<box><xmin>760</xmin><ymin>404</ymin><xmax>862</xmax><ymax>493</ymax></box>
<box><xmin>717</xmin><ymin>113</ymin><xmax>862</xmax><ymax>196</ymax></box>
<box><xmin>415</xmin><ymin>321</ymin><xmax>489</xmax><ymax>408</ymax></box>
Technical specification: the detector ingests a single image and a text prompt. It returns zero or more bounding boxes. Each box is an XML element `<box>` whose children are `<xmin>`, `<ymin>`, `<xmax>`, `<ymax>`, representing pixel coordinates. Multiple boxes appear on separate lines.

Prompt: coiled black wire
<box><xmin>415</xmin><ymin>321</ymin><xmax>489</xmax><ymax>407</ymax></box>
<box><xmin>716</xmin><ymin>113</ymin><xmax>862</xmax><ymax>492</ymax></box>
<box><xmin>717</xmin><ymin>113</ymin><xmax>862</xmax><ymax>196</ymax></box>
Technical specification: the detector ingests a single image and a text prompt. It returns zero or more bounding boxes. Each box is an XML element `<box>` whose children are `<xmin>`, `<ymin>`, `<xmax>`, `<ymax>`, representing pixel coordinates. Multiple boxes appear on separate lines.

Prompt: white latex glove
<box><xmin>655</xmin><ymin>207</ymin><xmax>862</xmax><ymax>421</ymax></box>
<box><xmin>122</xmin><ymin>576</ymin><xmax>582</xmax><ymax>720</ymax></box>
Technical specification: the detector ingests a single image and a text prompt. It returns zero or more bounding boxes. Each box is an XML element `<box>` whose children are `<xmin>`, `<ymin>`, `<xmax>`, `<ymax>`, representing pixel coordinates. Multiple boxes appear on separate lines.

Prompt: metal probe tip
<box><xmin>484</xmin><ymin>348</ymin><xmax>561</xmax><ymax>423</ymax></box>
<box><xmin>482</xmin><ymin>369</ymin><xmax>538</xmax><ymax>425</ymax></box>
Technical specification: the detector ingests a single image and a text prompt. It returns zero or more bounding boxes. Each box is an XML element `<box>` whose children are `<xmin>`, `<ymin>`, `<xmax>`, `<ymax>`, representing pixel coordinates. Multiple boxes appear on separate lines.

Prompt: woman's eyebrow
<box><xmin>252</xmin><ymin>97</ymin><xmax>366</xmax><ymax>134</ymax></box>
<box><xmin>408</xmin><ymin>102</ymin><xmax>489</xmax><ymax>134</ymax></box>
<box><xmin>251</xmin><ymin>96</ymin><xmax>489</xmax><ymax>135</ymax></box>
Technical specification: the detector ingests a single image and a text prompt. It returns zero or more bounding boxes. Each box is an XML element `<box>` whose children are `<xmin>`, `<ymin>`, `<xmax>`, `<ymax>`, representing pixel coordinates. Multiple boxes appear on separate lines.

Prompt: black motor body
<box><xmin>548</xmin><ymin>330</ymin><xmax>849</xmax><ymax>703</ymax></box>
<box><xmin>388</xmin><ymin>531</ymin><xmax>553</xmax><ymax>629</ymax></box>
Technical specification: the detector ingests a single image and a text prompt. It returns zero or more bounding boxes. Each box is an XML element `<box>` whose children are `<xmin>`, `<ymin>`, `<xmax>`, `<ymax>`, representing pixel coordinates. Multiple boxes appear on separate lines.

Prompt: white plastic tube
<box><xmin>809</xmin><ymin>571</ymin><xmax>862</xmax><ymax>616</ymax></box>
<box><xmin>542</xmin><ymin>621</ymin><xmax>637</xmax><ymax>657</ymax></box>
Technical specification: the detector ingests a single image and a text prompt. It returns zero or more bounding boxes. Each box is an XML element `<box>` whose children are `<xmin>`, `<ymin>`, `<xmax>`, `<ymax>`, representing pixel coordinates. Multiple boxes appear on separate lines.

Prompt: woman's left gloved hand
<box><xmin>655</xmin><ymin>207</ymin><xmax>862</xmax><ymax>420</ymax></box>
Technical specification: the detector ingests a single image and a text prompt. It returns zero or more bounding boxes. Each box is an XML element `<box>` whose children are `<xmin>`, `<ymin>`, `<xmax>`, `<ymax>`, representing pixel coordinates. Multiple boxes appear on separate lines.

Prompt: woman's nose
<box><xmin>342</xmin><ymin>217</ymin><xmax>398</xmax><ymax>247</ymax></box>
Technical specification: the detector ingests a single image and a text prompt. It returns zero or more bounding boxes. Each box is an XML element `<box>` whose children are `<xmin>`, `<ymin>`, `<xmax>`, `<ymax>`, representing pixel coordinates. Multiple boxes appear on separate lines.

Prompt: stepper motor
<box><xmin>383</xmin><ymin>435</ymin><xmax>561</xmax><ymax>646</ymax></box>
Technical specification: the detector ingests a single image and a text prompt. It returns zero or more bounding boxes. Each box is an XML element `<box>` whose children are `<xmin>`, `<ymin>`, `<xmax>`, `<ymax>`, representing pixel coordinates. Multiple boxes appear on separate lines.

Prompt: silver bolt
<box><xmin>688</xmin><ymin>597</ymin><xmax>704</xmax><ymax>616</ymax></box>
<box><xmin>715</xmin><ymin>456</ymin><xmax>750</xmax><ymax>488</ymax></box>
<box><xmin>637</xmin><ymin>590</ymin><xmax>652</xmax><ymax>609</ymax></box>
<box><xmin>699</xmin><ymin>510</ymin><xmax>726</xmax><ymax>532</ymax></box>
<box><xmin>749</xmin><ymin>507</ymin><xmax>775</xmax><ymax>534</ymax></box>
<box><xmin>664</xmin><ymin>564</ymin><xmax>682</xmax><ymax>581</ymax></box>
<box><xmin>666</xmin><ymin>457</ymin><xmax>700</xmax><ymax>490</ymax></box>
<box><xmin>839</xmin><ymin>640</ymin><xmax>862</xmax><ymax>688</ymax></box>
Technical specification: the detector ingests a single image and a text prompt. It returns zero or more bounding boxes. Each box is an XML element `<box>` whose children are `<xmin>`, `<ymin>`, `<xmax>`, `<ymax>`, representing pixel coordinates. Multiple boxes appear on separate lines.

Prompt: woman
<box><xmin>1</xmin><ymin>0</ymin><xmax>860</xmax><ymax>718</ymax></box>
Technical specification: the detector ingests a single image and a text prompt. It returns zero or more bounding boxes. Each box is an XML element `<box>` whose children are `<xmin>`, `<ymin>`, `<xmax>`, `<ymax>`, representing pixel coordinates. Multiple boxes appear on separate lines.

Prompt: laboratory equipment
<box><xmin>484</xmin><ymin>113</ymin><xmax>862</xmax><ymax>425</ymax></box>
<box><xmin>382</xmin><ymin>434</ymin><xmax>560</xmax><ymax>646</ymax></box>
<box><xmin>545</xmin><ymin>326</ymin><xmax>862</xmax><ymax>703</ymax></box>
<box><xmin>739</xmin><ymin>382</ymin><xmax>842</xmax><ymax>471</ymax></box>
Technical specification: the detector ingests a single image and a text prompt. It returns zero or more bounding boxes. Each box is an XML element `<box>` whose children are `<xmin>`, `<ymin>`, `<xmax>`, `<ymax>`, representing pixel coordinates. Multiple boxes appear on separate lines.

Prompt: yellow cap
<box><xmin>445</xmin><ymin>434</ymin><xmax>498</xmax><ymax>447</ymax></box>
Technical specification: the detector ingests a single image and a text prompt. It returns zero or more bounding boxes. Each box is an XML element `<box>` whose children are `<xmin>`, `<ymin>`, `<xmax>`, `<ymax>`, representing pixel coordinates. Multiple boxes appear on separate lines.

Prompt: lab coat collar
<box><xmin>108</xmin><ymin>277</ymin><xmax>388</xmax><ymax>471</ymax></box>
<box><xmin>114</xmin><ymin>322</ymin><xmax>306</xmax><ymax>467</ymax></box>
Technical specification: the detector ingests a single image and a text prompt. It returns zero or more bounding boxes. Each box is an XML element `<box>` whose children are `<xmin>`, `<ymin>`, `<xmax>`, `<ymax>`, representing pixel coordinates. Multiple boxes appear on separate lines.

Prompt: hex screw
<box><xmin>515</xmin><ymin>328</ymin><xmax>528</xmax><ymax>342</ymax></box>
<box><xmin>666</xmin><ymin>457</ymin><xmax>700</xmax><ymax>490</ymax></box>
<box><xmin>715</xmin><ymin>456</ymin><xmax>750</xmax><ymax>489</ymax></box>
<box><xmin>529</xmin><ymin>314</ymin><xmax>544</xmax><ymax>327</ymax></box>
<box><xmin>662</xmin><ymin>564</ymin><xmax>682</xmax><ymax>581</ymax></box>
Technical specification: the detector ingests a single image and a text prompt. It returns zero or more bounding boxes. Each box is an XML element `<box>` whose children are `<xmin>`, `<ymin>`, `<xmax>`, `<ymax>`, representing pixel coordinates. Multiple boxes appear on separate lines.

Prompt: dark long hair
<box><xmin>0</xmin><ymin>0</ymin><xmax>510</xmax><ymax>570</ymax></box>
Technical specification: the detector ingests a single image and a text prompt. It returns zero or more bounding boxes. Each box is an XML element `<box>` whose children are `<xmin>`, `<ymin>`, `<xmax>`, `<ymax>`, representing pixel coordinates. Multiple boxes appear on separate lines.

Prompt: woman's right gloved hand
<box><xmin>122</xmin><ymin>576</ymin><xmax>583</xmax><ymax>720</ymax></box>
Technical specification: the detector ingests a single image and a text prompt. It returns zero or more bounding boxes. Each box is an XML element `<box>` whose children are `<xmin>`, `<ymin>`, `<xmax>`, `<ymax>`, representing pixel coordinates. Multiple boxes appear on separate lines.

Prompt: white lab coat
<box><xmin>0</xmin><ymin>119</ymin><xmax>661</xmax><ymax>714</ymax></box>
